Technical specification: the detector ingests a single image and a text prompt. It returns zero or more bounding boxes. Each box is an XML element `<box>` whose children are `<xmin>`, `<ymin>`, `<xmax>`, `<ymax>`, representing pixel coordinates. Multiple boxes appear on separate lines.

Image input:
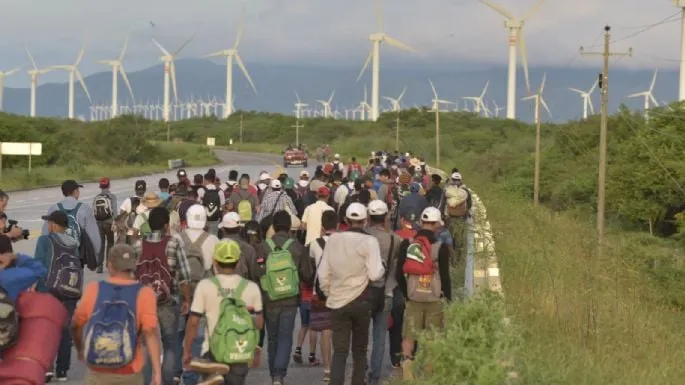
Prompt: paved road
<box><xmin>6</xmin><ymin>150</ymin><xmax>398</xmax><ymax>385</ymax></box>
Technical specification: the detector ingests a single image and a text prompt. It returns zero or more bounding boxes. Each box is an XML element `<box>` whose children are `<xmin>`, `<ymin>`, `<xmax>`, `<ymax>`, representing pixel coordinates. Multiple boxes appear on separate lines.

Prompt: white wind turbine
<box><xmin>492</xmin><ymin>100</ymin><xmax>504</xmax><ymax>117</ymax></box>
<box><xmin>463</xmin><ymin>81</ymin><xmax>490</xmax><ymax>117</ymax></box>
<box><xmin>479</xmin><ymin>0</ymin><xmax>546</xmax><ymax>120</ymax></box>
<box><xmin>98</xmin><ymin>37</ymin><xmax>135</xmax><ymax>118</ymax></box>
<box><xmin>0</xmin><ymin>66</ymin><xmax>21</xmax><ymax>112</ymax></box>
<box><xmin>568</xmin><ymin>78</ymin><xmax>598</xmax><ymax>120</ymax></box>
<box><xmin>206</xmin><ymin>8</ymin><xmax>256</xmax><ymax>118</ymax></box>
<box><xmin>152</xmin><ymin>35</ymin><xmax>194</xmax><ymax>122</ymax></box>
<box><xmin>359</xmin><ymin>85</ymin><xmax>372</xmax><ymax>120</ymax></box>
<box><xmin>294</xmin><ymin>91</ymin><xmax>308</xmax><ymax>119</ymax></box>
<box><xmin>357</xmin><ymin>0</ymin><xmax>416</xmax><ymax>122</ymax></box>
<box><xmin>626</xmin><ymin>69</ymin><xmax>659</xmax><ymax>119</ymax></box>
<box><xmin>26</xmin><ymin>48</ymin><xmax>53</xmax><ymax>117</ymax></box>
<box><xmin>51</xmin><ymin>45</ymin><xmax>92</xmax><ymax>119</ymax></box>
<box><xmin>383</xmin><ymin>86</ymin><xmax>407</xmax><ymax>112</ymax></box>
<box><xmin>317</xmin><ymin>90</ymin><xmax>335</xmax><ymax>118</ymax></box>
<box><xmin>429</xmin><ymin>80</ymin><xmax>454</xmax><ymax>112</ymax></box>
<box><xmin>522</xmin><ymin>73</ymin><xmax>551</xmax><ymax>124</ymax></box>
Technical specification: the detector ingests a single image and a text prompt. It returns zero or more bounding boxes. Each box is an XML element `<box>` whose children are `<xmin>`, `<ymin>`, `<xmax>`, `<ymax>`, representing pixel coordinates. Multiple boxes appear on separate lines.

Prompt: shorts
<box><xmin>310</xmin><ymin>307</ymin><xmax>332</xmax><ymax>331</ymax></box>
<box><xmin>402</xmin><ymin>301</ymin><xmax>443</xmax><ymax>341</ymax></box>
<box><xmin>85</xmin><ymin>370</ymin><xmax>143</xmax><ymax>385</ymax></box>
<box><xmin>299</xmin><ymin>301</ymin><xmax>311</xmax><ymax>327</ymax></box>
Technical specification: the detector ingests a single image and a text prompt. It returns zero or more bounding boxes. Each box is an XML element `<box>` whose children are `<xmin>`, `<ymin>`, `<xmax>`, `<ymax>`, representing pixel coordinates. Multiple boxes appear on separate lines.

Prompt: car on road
<box><xmin>284</xmin><ymin>147</ymin><xmax>308</xmax><ymax>167</ymax></box>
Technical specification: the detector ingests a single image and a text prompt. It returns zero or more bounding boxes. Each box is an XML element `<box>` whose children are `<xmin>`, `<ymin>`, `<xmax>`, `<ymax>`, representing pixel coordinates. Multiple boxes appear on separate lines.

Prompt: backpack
<box><xmin>179</xmin><ymin>231</ymin><xmax>209</xmax><ymax>297</ymax></box>
<box><xmin>0</xmin><ymin>286</ymin><xmax>18</xmax><ymax>351</ymax></box>
<box><xmin>137</xmin><ymin>212</ymin><xmax>152</xmax><ymax>237</ymax></box>
<box><xmin>45</xmin><ymin>233</ymin><xmax>84</xmax><ymax>299</ymax></box>
<box><xmin>126</xmin><ymin>197</ymin><xmax>141</xmax><ymax>229</ymax></box>
<box><xmin>135</xmin><ymin>236</ymin><xmax>173</xmax><ymax>303</ymax></box>
<box><xmin>403</xmin><ymin>236</ymin><xmax>442</xmax><ymax>303</ymax></box>
<box><xmin>236</xmin><ymin>191</ymin><xmax>253</xmax><ymax>222</ymax></box>
<box><xmin>203</xmin><ymin>189</ymin><xmax>222</xmax><ymax>222</ymax></box>
<box><xmin>313</xmin><ymin>238</ymin><xmax>328</xmax><ymax>301</ymax></box>
<box><xmin>444</xmin><ymin>186</ymin><xmax>469</xmax><ymax>217</ymax></box>
<box><xmin>93</xmin><ymin>194</ymin><xmax>114</xmax><ymax>221</ymax></box>
<box><xmin>57</xmin><ymin>203</ymin><xmax>82</xmax><ymax>248</ymax></box>
<box><xmin>83</xmin><ymin>281</ymin><xmax>142</xmax><ymax>368</ymax></box>
<box><xmin>208</xmin><ymin>276</ymin><xmax>258</xmax><ymax>364</ymax></box>
<box><xmin>260</xmin><ymin>239</ymin><xmax>299</xmax><ymax>300</ymax></box>
<box><xmin>332</xmin><ymin>162</ymin><xmax>341</xmax><ymax>172</ymax></box>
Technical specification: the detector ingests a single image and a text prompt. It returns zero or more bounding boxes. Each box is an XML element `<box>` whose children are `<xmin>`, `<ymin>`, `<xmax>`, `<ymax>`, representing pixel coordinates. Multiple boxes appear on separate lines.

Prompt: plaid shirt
<box><xmin>256</xmin><ymin>191</ymin><xmax>297</xmax><ymax>222</ymax></box>
<box><xmin>134</xmin><ymin>231</ymin><xmax>192</xmax><ymax>295</ymax></box>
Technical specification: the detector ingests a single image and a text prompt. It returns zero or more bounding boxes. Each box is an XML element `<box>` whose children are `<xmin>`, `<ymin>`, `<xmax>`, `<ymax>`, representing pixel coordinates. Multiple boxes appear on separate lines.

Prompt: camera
<box><xmin>5</xmin><ymin>220</ymin><xmax>30</xmax><ymax>240</ymax></box>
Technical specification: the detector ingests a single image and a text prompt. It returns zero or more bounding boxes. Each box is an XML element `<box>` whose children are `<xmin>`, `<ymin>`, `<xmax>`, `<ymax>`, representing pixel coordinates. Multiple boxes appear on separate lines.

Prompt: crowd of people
<box><xmin>0</xmin><ymin>150</ymin><xmax>474</xmax><ymax>385</ymax></box>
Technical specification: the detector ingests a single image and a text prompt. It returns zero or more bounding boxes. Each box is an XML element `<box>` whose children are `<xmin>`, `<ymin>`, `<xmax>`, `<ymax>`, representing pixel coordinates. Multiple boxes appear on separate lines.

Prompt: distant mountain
<box><xmin>1</xmin><ymin>59</ymin><xmax>678</xmax><ymax>123</ymax></box>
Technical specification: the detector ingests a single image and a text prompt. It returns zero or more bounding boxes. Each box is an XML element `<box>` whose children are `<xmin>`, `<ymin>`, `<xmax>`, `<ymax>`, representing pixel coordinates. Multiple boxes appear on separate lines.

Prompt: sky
<box><xmin>1</xmin><ymin>0</ymin><xmax>683</xmax><ymax>87</ymax></box>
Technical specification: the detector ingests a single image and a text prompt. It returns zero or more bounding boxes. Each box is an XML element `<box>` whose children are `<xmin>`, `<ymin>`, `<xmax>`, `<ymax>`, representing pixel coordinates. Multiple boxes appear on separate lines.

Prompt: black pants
<box><xmin>388</xmin><ymin>287</ymin><xmax>417</xmax><ymax>366</ymax></box>
<box><xmin>202</xmin><ymin>352</ymin><xmax>249</xmax><ymax>385</ymax></box>
<box><xmin>330</xmin><ymin>295</ymin><xmax>372</xmax><ymax>385</ymax></box>
<box><xmin>97</xmin><ymin>220</ymin><xmax>114</xmax><ymax>268</ymax></box>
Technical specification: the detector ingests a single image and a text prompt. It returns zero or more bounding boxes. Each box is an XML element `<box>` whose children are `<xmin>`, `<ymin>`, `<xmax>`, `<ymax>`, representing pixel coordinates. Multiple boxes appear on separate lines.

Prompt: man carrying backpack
<box><xmin>395</xmin><ymin>207</ymin><xmax>452</xmax><ymax>381</ymax></box>
<box><xmin>34</xmin><ymin>210</ymin><xmax>84</xmax><ymax>382</ymax></box>
<box><xmin>183</xmin><ymin>240</ymin><xmax>263</xmax><ymax>385</ymax></box>
<box><xmin>118</xmin><ymin>180</ymin><xmax>147</xmax><ymax>245</ymax></box>
<box><xmin>71</xmin><ymin>243</ymin><xmax>162</xmax><ymax>385</ymax></box>
<box><xmin>199</xmin><ymin>172</ymin><xmax>225</xmax><ymax>236</ymax></box>
<box><xmin>132</xmin><ymin>192</ymin><xmax>163</xmax><ymax>239</ymax></box>
<box><xmin>230</xmin><ymin>175</ymin><xmax>260</xmax><ymax>224</ymax></box>
<box><xmin>133</xmin><ymin>207</ymin><xmax>192</xmax><ymax>385</ymax></box>
<box><xmin>93</xmin><ymin>177</ymin><xmax>117</xmax><ymax>274</ymax></box>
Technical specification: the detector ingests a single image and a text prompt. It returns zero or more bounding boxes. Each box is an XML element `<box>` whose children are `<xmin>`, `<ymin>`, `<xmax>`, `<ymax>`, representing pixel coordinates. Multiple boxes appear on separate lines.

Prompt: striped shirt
<box><xmin>134</xmin><ymin>231</ymin><xmax>192</xmax><ymax>294</ymax></box>
<box><xmin>256</xmin><ymin>191</ymin><xmax>297</xmax><ymax>222</ymax></box>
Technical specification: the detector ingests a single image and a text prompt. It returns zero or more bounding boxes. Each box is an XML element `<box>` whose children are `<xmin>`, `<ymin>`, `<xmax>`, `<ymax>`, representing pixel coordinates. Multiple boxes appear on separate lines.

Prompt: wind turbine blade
<box><xmin>540</xmin><ymin>97</ymin><xmax>552</xmax><ymax>118</ymax></box>
<box><xmin>205</xmin><ymin>50</ymin><xmax>226</xmax><ymax>58</ymax></box>
<box><xmin>626</xmin><ymin>92</ymin><xmax>644</xmax><ymax>98</ymax></box>
<box><xmin>75</xmin><ymin>45</ymin><xmax>86</xmax><ymax>66</ymax></box>
<box><xmin>119</xmin><ymin>65</ymin><xmax>135</xmax><ymax>104</ymax></box>
<box><xmin>522</xmin><ymin>95</ymin><xmax>536</xmax><ymax>101</ymax></box>
<box><xmin>588</xmin><ymin>79</ymin><xmax>598</xmax><ymax>95</ymax></box>
<box><xmin>588</xmin><ymin>98</ymin><xmax>595</xmax><ymax>114</ymax></box>
<box><xmin>174</xmin><ymin>34</ymin><xmax>195</xmax><ymax>56</ymax></box>
<box><xmin>540</xmin><ymin>72</ymin><xmax>547</xmax><ymax>93</ymax></box>
<box><xmin>356</xmin><ymin>50</ymin><xmax>373</xmax><ymax>82</ymax></box>
<box><xmin>518</xmin><ymin>32</ymin><xmax>531</xmax><ymax>93</ymax></box>
<box><xmin>170</xmin><ymin>61</ymin><xmax>179</xmax><ymax>102</ymax></box>
<box><xmin>118</xmin><ymin>36</ymin><xmax>129</xmax><ymax>62</ymax></box>
<box><xmin>235</xmin><ymin>54</ymin><xmax>257</xmax><ymax>94</ymax></box>
<box><xmin>6</xmin><ymin>67</ymin><xmax>22</xmax><ymax>76</ymax></box>
<box><xmin>462</xmin><ymin>97</ymin><xmax>478</xmax><ymax>101</ymax></box>
<box><xmin>478</xmin><ymin>0</ymin><xmax>515</xmax><ymax>20</ymax></box>
<box><xmin>568</xmin><ymin>87</ymin><xmax>584</xmax><ymax>94</ymax></box>
<box><xmin>384</xmin><ymin>36</ymin><xmax>417</xmax><ymax>53</ymax></box>
<box><xmin>328</xmin><ymin>89</ymin><xmax>335</xmax><ymax>104</ymax></box>
<box><xmin>428</xmin><ymin>79</ymin><xmax>438</xmax><ymax>98</ymax></box>
<box><xmin>649</xmin><ymin>93</ymin><xmax>658</xmax><ymax>107</ymax></box>
<box><xmin>233</xmin><ymin>5</ymin><xmax>246</xmax><ymax>49</ymax></box>
<box><xmin>649</xmin><ymin>69</ymin><xmax>658</xmax><ymax>92</ymax></box>
<box><xmin>375</xmin><ymin>0</ymin><xmax>383</xmax><ymax>32</ymax></box>
<box><xmin>295</xmin><ymin>90</ymin><xmax>301</xmax><ymax>102</ymax></box>
<box><xmin>480</xmin><ymin>80</ymin><xmax>489</xmax><ymax>98</ymax></box>
<box><xmin>522</xmin><ymin>0</ymin><xmax>546</xmax><ymax>20</ymax></box>
<box><xmin>25</xmin><ymin>47</ymin><xmax>38</xmax><ymax>70</ymax></box>
<box><xmin>75</xmin><ymin>69</ymin><xmax>92</xmax><ymax>103</ymax></box>
<box><xmin>382</xmin><ymin>96</ymin><xmax>395</xmax><ymax>102</ymax></box>
<box><xmin>398</xmin><ymin>86</ymin><xmax>407</xmax><ymax>101</ymax></box>
<box><xmin>152</xmin><ymin>38</ymin><xmax>171</xmax><ymax>56</ymax></box>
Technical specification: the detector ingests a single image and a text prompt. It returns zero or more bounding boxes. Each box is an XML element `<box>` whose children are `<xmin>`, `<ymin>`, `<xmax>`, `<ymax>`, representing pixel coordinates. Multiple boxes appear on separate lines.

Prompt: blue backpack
<box><xmin>57</xmin><ymin>203</ymin><xmax>82</xmax><ymax>248</ymax></box>
<box><xmin>83</xmin><ymin>282</ymin><xmax>142</xmax><ymax>368</ymax></box>
<box><xmin>45</xmin><ymin>233</ymin><xmax>83</xmax><ymax>300</ymax></box>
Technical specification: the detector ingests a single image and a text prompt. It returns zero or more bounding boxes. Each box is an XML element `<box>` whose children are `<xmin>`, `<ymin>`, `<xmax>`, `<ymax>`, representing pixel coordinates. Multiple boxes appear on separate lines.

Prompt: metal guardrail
<box><xmin>168</xmin><ymin>159</ymin><xmax>186</xmax><ymax>170</ymax></box>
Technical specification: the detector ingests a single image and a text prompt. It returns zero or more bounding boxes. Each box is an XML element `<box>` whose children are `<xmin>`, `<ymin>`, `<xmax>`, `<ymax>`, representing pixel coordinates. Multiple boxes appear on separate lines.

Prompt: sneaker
<box><xmin>401</xmin><ymin>359</ymin><xmax>414</xmax><ymax>381</ymax></box>
<box><xmin>96</xmin><ymin>265</ymin><xmax>103</xmax><ymax>274</ymax></box>
<box><xmin>323</xmin><ymin>370</ymin><xmax>331</xmax><ymax>383</ymax></box>
<box><xmin>173</xmin><ymin>376</ymin><xmax>181</xmax><ymax>385</ymax></box>
<box><xmin>189</xmin><ymin>358</ymin><xmax>231</xmax><ymax>375</ymax></box>
<box><xmin>391</xmin><ymin>362</ymin><xmax>401</xmax><ymax>369</ymax></box>
<box><xmin>292</xmin><ymin>348</ymin><xmax>303</xmax><ymax>364</ymax></box>
<box><xmin>308</xmin><ymin>353</ymin><xmax>320</xmax><ymax>366</ymax></box>
<box><xmin>273</xmin><ymin>380</ymin><xmax>283</xmax><ymax>385</ymax></box>
<box><xmin>45</xmin><ymin>372</ymin><xmax>54</xmax><ymax>383</ymax></box>
<box><xmin>56</xmin><ymin>370</ymin><xmax>68</xmax><ymax>382</ymax></box>
<box><xmin>198</xmin><ymin>374</ymin><xmax>224</xmax><ymax>385</ymax></box>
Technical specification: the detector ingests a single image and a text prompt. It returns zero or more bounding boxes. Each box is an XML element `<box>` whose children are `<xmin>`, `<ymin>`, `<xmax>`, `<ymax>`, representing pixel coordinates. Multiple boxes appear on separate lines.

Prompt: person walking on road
<box><xmin>93</xmin><ymin>177</ymin><xmax>117</xmax><ymax>273</ymax></box>
<box><xmin>301</xmin><ymin>186</ymin><xmax>334</xmax><ymax>247</ymax></box>
<box><xmin>318</xmin><ymin>203</ymin><xmax>385</xmax><ymax>385</ymax></box>
<box><xmin>256</xmin><ymin>180</ymin><xmax>297</xmax><ymax>223</ymax></box>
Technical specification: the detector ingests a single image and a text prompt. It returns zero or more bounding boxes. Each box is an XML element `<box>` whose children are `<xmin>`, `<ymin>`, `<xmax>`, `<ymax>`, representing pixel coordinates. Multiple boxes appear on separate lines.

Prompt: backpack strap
<box><xmin>281</xmin><ymin>238</ymin><xmax>294</xmax><ymax>251</ymax></box>
<box><xmin>194</xmin><ymin>232</ymin><xmax>210</xmax><ymax>248</ymax></box>
<box><xmin>265</xmin><ymin>238</ymin><xmax>277</xmax><ymax>251</ymax></box>
<box><xmin>315</xmin><ymin>237</ymin><xmax>326</xmax><ymax>251</ymax></box>
<box><xmin>384</xmin><ymin>234</ymin><xmax>395</xmax><ymax>282</ymax></box>
<box><xmin>179</xmin><ymin>231</ymin><xmax>191</xmax><ymax>246</ymax></box>
<box><xmin>211</xmin><ymin>275</ymin><xmax>248</xmax><ymax>299</ymax></box>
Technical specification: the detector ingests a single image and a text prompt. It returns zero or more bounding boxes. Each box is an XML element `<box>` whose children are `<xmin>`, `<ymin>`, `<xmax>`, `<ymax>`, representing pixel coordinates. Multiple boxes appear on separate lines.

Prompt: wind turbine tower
<box><xmin>357</xmin><ymin>0</ymin><xmax>416</xmax><ymax>122</ymax></box>
<box><xmin>479</xmin><ymin>0</ymin><xmax>546</xmax><ymax>120</ymax></box>
<box><xmin>51</xmin><ymin>44</ymin><xmax>92</xmax><ymax>119</ymax></box>
<box><xmin>0</xmin><ymin>67</ymin><xmax>21</xmax><ymax>112</ymax></box>
<box><xmin>568</xmin><ymin>78</ymin><xmax>598</xmax><ymax>119</ymax></box>
<box><xmin>153</xmin><ymin>35</ymin><xmax>194</xmax><ymax>122</ymax></box>
<box><xmin>98</xmin><ymin>37</ymin><xmax>135</xmax><ymax>118</ymax></box>
<box><xmin>675</xmin><ymin>1</ymin><xmax>685</xmax><ymax>101</ymax></box>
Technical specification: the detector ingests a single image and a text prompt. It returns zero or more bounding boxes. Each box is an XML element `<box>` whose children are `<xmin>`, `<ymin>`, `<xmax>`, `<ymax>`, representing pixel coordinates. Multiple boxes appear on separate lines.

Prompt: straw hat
<box><xmin>142</xmin><ymin>192</ymin><xmax>162</xmax><ymax>208</ymax></box>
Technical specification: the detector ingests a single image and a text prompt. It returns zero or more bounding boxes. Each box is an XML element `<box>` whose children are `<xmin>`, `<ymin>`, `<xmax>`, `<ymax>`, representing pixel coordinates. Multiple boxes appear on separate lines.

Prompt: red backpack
<box><xmin>403</xmin><ymin>235</ymin><xmax>434</xmax><ymax>276</ymax></box>
<box><xmin>135</xmin><ymin>236</ymin><xmax>173</xmax><ymax>303</ymax></box>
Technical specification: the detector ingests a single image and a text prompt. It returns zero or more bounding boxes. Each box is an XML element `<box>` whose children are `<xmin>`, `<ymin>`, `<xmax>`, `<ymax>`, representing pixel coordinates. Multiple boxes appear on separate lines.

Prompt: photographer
<box><xmin>0</xmin><ymin>190</ymin><xmax>25</xmax><ymax>241</ymax></box>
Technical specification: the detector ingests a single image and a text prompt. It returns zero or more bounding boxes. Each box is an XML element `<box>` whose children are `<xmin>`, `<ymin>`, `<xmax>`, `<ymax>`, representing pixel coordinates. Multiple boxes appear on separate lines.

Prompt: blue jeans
<box><xmin>144</xmin><ymin>301</ymin><xmax>180</xmax><ymax>385</ymax></box>
<box><xmin>369</xmin><ymin>296</ymin><xmax>392</xmax><ymax>382</ymax></box>
<box><xmin>179</xmin><ymin>316</ymin><xmax>206</xmax><ymax>385</ymax></box>
<box><xmin>265</xmin><ymin>305</ymin><xmax>298</xmax><ymax>380</ymax></box>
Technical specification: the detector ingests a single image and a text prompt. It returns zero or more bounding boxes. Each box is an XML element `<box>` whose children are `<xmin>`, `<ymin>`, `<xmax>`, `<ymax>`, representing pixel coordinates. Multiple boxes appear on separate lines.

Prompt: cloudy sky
<box><xmin>0</xmin><ymin>0</ymin><xmax>682</xmax><ymax>86</ymax></box>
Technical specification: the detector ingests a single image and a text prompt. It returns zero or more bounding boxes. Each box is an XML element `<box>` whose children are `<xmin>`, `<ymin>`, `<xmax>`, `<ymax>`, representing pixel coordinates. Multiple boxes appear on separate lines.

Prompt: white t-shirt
<box><xmin>190</xmin><ymin>274</ymin><xmax>263</xmax><ymax>354</ymax></box>
<box><xmin>302</xmin><ymin>200</ymin><xmax>334</xmax><ymax>246</ymax></box>
<box><xmin>181</xmin><ymin>228</ymin><xmax>220</xmax><ymax>271</ymax></box>
<box><xmin>197</xmin><ymin>184</ymin><xmax>226</xmax><ymax>208</ymax></box>
<box><xmin>121</xmin><ymin>197</ymin><xmax>147</xmax><ymax>236</ymax></box>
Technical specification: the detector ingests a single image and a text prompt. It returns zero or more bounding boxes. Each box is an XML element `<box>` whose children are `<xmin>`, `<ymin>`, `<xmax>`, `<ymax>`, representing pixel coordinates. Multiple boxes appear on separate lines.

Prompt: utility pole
<box><xmin>395</xmin><ymin>112</ymin><xmax>400</xmax><ymax>152</ymax></box>
<box><xmin>434</xmin><ymin>105</ymin><xmax>441</xmax><ymax>168</ymax></box>
<box><xmin>580</xmin><ymin>26</ymin><xmax>632</xmax><ymax>249</ymax></box>
<box><xmin>239</xmin><ymin>113</ymin><xmax>244</xmax><ymax>144</ymax></box>
<box><xmin>291</xmin><ymin>118</ymin><xmax>304</xmax><ymax>147</ymax></box>
<box><xmin>533</xmin><ymin>94</ymin><xmax>541</xmax><ymax>206</ymax></box>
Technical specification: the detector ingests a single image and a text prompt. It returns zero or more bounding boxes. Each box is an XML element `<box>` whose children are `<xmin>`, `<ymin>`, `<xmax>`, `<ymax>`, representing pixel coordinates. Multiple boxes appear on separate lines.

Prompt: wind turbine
<box><xmin>522</xmin><ymin>73</ymin><xmax>551</xmax><ymax>125</ymax></box>
<box><xmin>51</xmin><ymin>44</ymin><xmax>92</xmax><ymax>119</ymax></box>
<box><xmin>357</xmin><ymin>0</ymin><xmax>416</xmax><ymax>122</ymax></box>
<box><xmin>626</xmin><ymin>69</ymin><xmax>658</xmax><ymax>119</ymax></box>
<box><xmin>294</xmin><ymin>91</ymin><xmax>308</xmax><ymax>119</ymax></box>
<box><xmin>359</xmin><ymin>85</ymin><xmax>371</xmax><ymax>120</ymax></box>
<box><xmin>98</xmin><ymin>37</ymin><xmax>135</xmax><ymax>118</ymax></box>
<box><xmin>429</xmin><ymin>79</ymin><xmax>452</xmax><ymax>167</ymax></box>
<box><xmin>317</xmin><ymin>90</ymin><xmax>335</xmax><ymax>118</ymax></box>
<box><xmin>383</xmin><ymin>86</ymin><xmax>407</xmax><ymax>112</ymax></box>
<box><xmin>0</xmin><ymin>67</ymin><xmax>21</xmax><ymax>112</ymax></box>
<box><xmin>152</xmin><ymin>35</ymin><xmax>194</xmax><ymax>122</ymax></box>
<box><xmin>492</xmin><ymin>100</ymin><xmax>504</xmax><ymax>117</ymax></box>
<box><xmin>26</xmin><ymin>48</ymin><xmax>53</xmax><ymax>117</ymax></box>
<box><xmin>463</xmin><ymin>80</ymin><xmax>490</xmax><ymax>117</ymax></box>
<box><xmin>479</xmin><ymin>0</ymin><xmax>546</xmax><ymax>119</ymax></box>
<box><xmin>206</xmin><ymin>7</ymin><xmax>256</xmax><ymax>118</ymax></box>
<box><xmin>568</xmin><ymin>78</ymin><xmax>598</xmax><ymax>119</ymax></box>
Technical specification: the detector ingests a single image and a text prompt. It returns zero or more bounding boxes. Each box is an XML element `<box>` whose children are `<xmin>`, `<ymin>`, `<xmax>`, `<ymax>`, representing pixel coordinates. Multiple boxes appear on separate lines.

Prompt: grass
<box><xmin>0</xmin><ymin>141</ymin><xmax>219</xmax><ymax>191</ymax></box>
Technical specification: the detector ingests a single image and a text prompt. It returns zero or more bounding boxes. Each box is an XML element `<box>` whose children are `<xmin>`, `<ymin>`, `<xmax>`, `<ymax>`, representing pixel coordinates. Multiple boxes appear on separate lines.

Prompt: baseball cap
<box><xmin>300</xmin><ymin>170</ymin><xmax>310</xmax><ymax>178</ymax></box>
<box><xmin>61</xmin><ymin>180</ymin><xmax>83</xmax><ymax>196</ymax></box>
<box><xmin>228</xmin><ymin>170</ymin><xmax>238</xmax><ymax>181</ymax></box>
<box><xmin>186</xmin><ymin>204</ymin><xmax>207</xmax><ymax>230</ymax></box>
<box><xmin>41</xmin><ymin>210</ymin><xmax>69</xmax><ymax>228</ymax></box>
<box><xmin>346</xmin><ymin>202</ymin><xmax>367</xmax><ymax>220</ymax></box>
<box><xmin>334</xmin><ymin>153</ymin><xmax>340</xmax><ymax>159</ymax></box>
<box><xmin>317</xmin><ymin>186</ymin><xmax>330</xmax><ymax>197</ymax></box>
<box><xmin>220</xmin><ymin>212</ymin><xmax>241</xmax><ymax>229</ymax></box>
<box><xmin>421</xmin><ymin>207</ymin><xmax>442</xmax><ymax>223</ymax></box>
<box><xmin>259</xmin><ymin>172</ymin><xmax>270</xmax><ymax>181</ymax></box>
<box><xmin>367</xmin><ymin>200</ymin><xmax>388</xmax><ymax>216</ymax></box>
<box><xmin>451</xmin><ymin>172</ymin><xmax>462</xmax><ymax>181</ymax></box>
<box><xmin>109</xmin><ymin>244</ymin><xmax>138</xmax><ymax>272</ymax></box>
<box><xmin>410</xmin><ymin>182</ymin><xmax>421</xmax><ymax>193</ymax></box>
<box><xmin>99</xmin><ymin>177</ymin><xmax>110</xmax><ymax>188</ymax></box>
<box><xmin>135</xmin><ymin>179</ymin><xmax>147</xmax><ymax>192</ymax></box>
<box><xmin>214</xmin><ymin>240</ymin><xmax>242</xmax><ymax>264</ymax></box>
<box><xmin>270</xmin><ymin>179</ymin><xmax>282</xmax><ymax>189</ymax></box>
<box><xmin>177</xmin><ymin>169</ymin><xmax>187</xmax><ymax>178</ymax></box>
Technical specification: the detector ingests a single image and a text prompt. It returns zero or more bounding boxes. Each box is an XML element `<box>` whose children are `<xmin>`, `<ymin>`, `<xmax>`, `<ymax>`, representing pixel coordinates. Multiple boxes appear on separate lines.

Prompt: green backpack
<box><xmin>236</xmin><ymin>191</ymin><xmax>253</xmax><ymax>222</ymax></box>
<box><xmin>260</xmin><ymin>239</ymin><xmax>299</xmax><ymax>300</ymax></box>
<box><xmin>208</xmin><ymin>276</ymin><xmax>258</xmax><ymax>364</ymax></box>
<box><xmin>138</xmin><ymin>212</ymin><xmax>152</xmax><ymax>236</ymax></box>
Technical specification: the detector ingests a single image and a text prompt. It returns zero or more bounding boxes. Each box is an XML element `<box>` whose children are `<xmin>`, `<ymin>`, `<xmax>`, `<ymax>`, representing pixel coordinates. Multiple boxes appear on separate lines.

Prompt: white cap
<box><xmin>421</xmin><ymin>207</ymin><xmax>442</xmax><ymax>223</ymax></box>
<box><xmin>334</xmin><ymin>153</ymin><xmax>340</xmax><ymax>159</ymax></box>
<box><xmin>220</xmin><ymin>212</ymin><xmax>241</xmax><ymax>229</ymax></box>
<box><xmin>300</xmin><ymin>170</ymin><xmax>310</xmax><ymax>177</ymax></box>
<box><xmin>346</xmin><ymin>202</ymin><xmax>367</xmax><ymax>220</ymax></box>
<box><xmin>270</xmin><ymin>179</ymin><xmax>282</xmax><ymax>189</ymax></box>
<box><xmin>451</xmin><ymin>172</ymin><xmax>462</xmax><ymax>181</ymax></box>
<box><xmin>259</xmin><ymin>172</ymin><xmax>270</xmax><ymax>181</ymax></box>
<box><xmin>186</xmin><ymin>204</ymin><xmax>207</xmax><ymax>230</ymax></box>
<box><xmin>367</xmin><ymin>200</ymin><xmax>388</xmax><ymax>216</ymax></box>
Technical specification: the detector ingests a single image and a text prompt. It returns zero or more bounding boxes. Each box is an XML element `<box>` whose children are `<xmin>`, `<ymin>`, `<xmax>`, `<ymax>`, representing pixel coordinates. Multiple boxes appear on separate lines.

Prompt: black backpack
<box><xmin>93</xmin><ymin>193</ymin><xmax>114</xmax><ymax>221</ymax></box>
<box><xmin>0</xmin><ymin>286</ymin><xmax>19</xmax><ymax>350</ymax></box>
<box><xmin>203</xmin><ymin>189</ymin><xmax>222</xmax><ymax>222</ymax></box>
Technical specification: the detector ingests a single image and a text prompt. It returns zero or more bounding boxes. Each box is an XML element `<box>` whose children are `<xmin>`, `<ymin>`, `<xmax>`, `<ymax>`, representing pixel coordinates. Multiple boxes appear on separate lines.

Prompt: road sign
<box><xmin>206</xmin><ymin>137</ymin><xmax>216</xmax><ymax>147</ymax></box>
<box><xmin>0</xmin><ymin>142</ymin><xmax>43</xmax><ymax>178</ymax></box>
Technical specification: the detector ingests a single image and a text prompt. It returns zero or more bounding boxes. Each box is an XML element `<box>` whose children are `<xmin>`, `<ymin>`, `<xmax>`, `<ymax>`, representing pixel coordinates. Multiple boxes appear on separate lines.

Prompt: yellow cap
<box><xmin>214</xmin><ymin>240</ymin><xmax>241</xmax><ymax>264</ymax></box>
